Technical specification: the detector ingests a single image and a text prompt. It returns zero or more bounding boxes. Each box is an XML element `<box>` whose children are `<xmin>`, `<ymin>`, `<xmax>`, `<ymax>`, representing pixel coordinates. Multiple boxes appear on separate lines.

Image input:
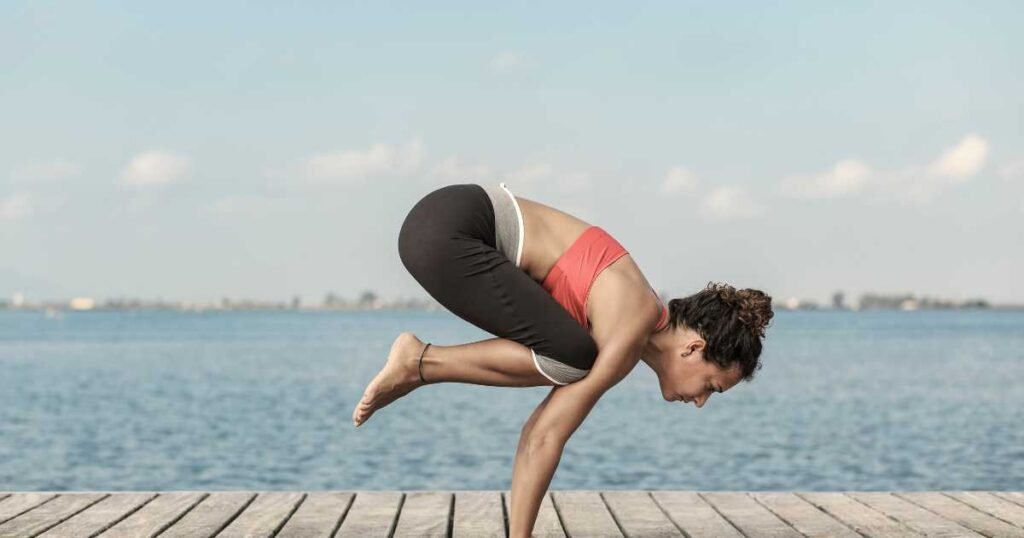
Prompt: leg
<box><xmin>419</xmin><ymin>338</ymin><xmax>552</xmax><ymax>387</ymax></box>
<box><xmin>352</xmin><ymin>333</ymin><xmax>549</xmax><ymax>427</ymax></box>
<box><xmin>353</xmin><ymin>185</ymin><xmax>596</xmax><ymax>426</ymax></box>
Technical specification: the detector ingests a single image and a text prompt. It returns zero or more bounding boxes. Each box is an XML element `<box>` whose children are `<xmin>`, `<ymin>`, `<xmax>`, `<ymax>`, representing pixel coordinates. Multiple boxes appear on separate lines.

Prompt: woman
<box><xmin>351</xmin><ymin>182</ymin><xmax>772</xmax><ymax>536</ymax></box>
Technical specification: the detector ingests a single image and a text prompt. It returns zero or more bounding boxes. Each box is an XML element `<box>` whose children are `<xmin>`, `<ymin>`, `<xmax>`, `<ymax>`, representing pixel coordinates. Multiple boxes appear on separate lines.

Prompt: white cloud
<box><xmin>120</xmin><ymin>151</ymin><xmax>191</xmax><ymax>186</ymax></box>
<box><xmin>0</xmin><ymin>193</ymin><xmax>33</xmax><ymax>220</ymax></box>
<box><xmin>301</xmin><ymin>139</ymin><xmax>423</xmax><ymax>183</ymax></box>
<box><xmin>426</xmin><ymin>156</ymin><xmax>495</xmax><ymax>184</ymax></box>
<box><xmin>927</xmin><ymin>133</ymin><xmax>989</xmax><ymax>181</ymax></box>
<box><xmin>488</xmin><ymin>51</ymin><xmax>536</xmax><ymax>74</ymax></box>
<box><xmin>997</xmin><ymin>159</ymin><xmax>1024</xmax><ymax>182</ymax></box>
<box><xmin>780</xmin><ymin>159</ymin><xmax>872</xmax><ymax>198</ymax></box>
<box><xmin>501</xmin><ymin>163</ymin><xmax>592</xmax><ymax>194</ymax></box>
<box><xmin>778</xmin><ymin>134</ymin><xmax>992</xmax><ymax>204</ymax></box>
<box><xmin>557</xmin><ymin>171</ymin><xmax>592</xmax><ymax>193</ymax></box>
<box><xmin>11</xmin><ymin>162</ymin><xmax>82</xmax><ymax>183</ymax></box>
<box><xmin>504</xmin><ymin>163</ymin><xmax>554</xmax><ymax>185</ymax></box>
<box><xmin>699</xmin><ymin>186</ymin><xmax>763</xmax><ymax>220</ymax></box>
<box><xmin>661</xmin><ymin>166</ymin><xmax>699</xmax><ymax>195</ymax></box>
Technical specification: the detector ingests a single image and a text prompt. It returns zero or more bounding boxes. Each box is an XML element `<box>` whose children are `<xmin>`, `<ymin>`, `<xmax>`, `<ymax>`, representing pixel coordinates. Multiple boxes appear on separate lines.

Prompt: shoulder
<box><xmin>588</xmin><ymin>257</ymin><xmax>662</xmax><ymax>339</ymax></box>
<box><xmin>584</xmin><ymin>262</ymin><xmax>660</xmax><ymax>382</ymax></box>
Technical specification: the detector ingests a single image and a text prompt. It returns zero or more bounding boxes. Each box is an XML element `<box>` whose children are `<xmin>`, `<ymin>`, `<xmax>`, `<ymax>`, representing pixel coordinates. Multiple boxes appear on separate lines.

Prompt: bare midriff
<box><xmin>514</xmin><ymin>196</ymin><xmax>591</xmax><ymax>283</ymax></box>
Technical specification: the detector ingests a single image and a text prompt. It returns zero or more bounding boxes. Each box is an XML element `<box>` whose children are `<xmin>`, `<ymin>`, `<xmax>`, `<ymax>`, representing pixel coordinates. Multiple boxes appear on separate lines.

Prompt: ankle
<box><xmin>417</xmin><ymin>342</ymin><xmax>433</xmax><ymax>384</ymax></box>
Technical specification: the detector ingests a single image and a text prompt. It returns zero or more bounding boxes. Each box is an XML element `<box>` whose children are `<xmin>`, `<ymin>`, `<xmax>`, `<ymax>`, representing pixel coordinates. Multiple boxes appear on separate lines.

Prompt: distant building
<box><xmin>858</xmin><ymin>292</ymin><xmax>989</xmax><ymax>310</ymax></box>
<box><xmin>358</xmin><ymin>290</ymin><xmax>381</xmax><ymax>309</ymax></box>
<box><xmin>779</xmin><ymin>297</ymin><xmax>820</xmax><ymax>310</ymax></box>
<box><xmin>69</xmin><ymin>297</ymin><xmax>96</xmax><ymax>310</ymax></box>
<box><xmin>832</xmin><ymin>291</ymin><xmax>846</xmax><ymax>310</ymax></box>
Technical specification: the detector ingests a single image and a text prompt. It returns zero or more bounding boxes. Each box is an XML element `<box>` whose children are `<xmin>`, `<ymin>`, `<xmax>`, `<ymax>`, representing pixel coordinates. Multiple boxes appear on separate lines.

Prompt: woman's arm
<box><xmin>507</xmin><ymin>320</ymin><xmax>650</xmax><ymax>537</ymax></box>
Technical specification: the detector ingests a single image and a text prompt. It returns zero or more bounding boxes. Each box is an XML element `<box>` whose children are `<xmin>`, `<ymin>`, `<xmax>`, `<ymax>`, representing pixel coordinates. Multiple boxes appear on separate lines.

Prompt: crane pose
<box><xmin>352</xmin><ymin>183</ymin><xmax>773</xmax><ymax>537</ymax></box>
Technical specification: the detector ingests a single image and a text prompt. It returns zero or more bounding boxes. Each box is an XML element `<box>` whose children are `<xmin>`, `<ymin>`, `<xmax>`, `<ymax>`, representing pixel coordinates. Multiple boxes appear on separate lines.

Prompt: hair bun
<box><xmin>705</xmin><ymin>282</ymin><xmax>774</xmax><ymax>338</ymax></box>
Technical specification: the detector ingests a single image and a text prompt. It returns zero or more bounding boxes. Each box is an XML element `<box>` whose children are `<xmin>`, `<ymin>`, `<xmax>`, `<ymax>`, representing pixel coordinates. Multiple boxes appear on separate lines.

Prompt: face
<box><xmin>655</xmin><ymin>327</ymin><xmax>744</xmax><ymax>408</ymax></box>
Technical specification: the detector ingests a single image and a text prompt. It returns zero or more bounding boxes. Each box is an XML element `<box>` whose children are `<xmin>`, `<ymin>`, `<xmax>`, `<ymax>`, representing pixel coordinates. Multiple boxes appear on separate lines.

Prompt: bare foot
<box><xmin>352</xmin><ymin>332</ymin><xmax>426</xmax><ymax>427</ymax></box>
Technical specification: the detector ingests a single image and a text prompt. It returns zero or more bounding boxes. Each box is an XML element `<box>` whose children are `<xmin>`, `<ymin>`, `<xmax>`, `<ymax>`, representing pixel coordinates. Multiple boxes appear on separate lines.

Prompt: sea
<box><xmin>1</xmin><ymin>309</ymin><xmax>1022</xmax><ymax>492</ymax></box>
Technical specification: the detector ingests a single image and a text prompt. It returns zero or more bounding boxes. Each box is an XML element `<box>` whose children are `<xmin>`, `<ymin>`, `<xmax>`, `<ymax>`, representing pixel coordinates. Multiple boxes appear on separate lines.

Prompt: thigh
<box><xmin>398</xmin><ymin>184</ymin><xmax>597</xmax><ymax>372</ymax></box>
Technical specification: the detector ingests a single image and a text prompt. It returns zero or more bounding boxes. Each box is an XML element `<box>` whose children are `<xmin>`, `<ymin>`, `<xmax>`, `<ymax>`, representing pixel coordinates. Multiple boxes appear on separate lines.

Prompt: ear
<box><xmin>686</xmin><ymin>337</ymin><xmax>705</xmax><ymax>356</ymax></box>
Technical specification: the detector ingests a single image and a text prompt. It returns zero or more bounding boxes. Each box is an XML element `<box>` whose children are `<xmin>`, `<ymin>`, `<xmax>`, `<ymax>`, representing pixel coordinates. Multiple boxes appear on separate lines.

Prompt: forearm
<box><xmin>508</xmin><ymin>436</ymin><xmax>564</xmax><ymax>538</ymax></box>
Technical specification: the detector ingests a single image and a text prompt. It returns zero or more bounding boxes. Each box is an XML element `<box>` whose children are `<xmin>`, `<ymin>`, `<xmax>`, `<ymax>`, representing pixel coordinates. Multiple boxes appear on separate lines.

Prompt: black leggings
<box><xmin>397</xmin><ymin>184</ymin><xmax>598</xmax><ymax>381</ymax></box>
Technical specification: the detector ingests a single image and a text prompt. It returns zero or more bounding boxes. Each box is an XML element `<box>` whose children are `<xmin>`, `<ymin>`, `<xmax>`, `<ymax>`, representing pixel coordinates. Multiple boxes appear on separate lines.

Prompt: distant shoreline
<box><xmin>2</xmin><ymin>305</ymin><xmax>1022</xmax><ymax>313</ymax></box>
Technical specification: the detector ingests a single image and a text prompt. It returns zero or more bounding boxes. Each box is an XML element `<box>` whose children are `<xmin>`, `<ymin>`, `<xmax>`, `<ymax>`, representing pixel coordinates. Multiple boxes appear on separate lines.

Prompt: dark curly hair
<box><xmin>667</xmin><ymin>282</ymin><xmax>773</xmax><ymax>381</ymax></box>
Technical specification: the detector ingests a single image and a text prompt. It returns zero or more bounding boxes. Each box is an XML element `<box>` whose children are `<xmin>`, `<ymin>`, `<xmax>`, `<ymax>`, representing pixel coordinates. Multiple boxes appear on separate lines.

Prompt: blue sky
<box><xmin>2</xmin><ymin>1</ymin><xmax>1022</xmax><ymax>304</ymax></box>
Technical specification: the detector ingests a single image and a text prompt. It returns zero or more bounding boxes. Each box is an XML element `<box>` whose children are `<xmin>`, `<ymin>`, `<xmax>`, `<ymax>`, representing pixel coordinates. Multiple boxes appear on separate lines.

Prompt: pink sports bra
<box><xmin>541</xmin><ymin>226</ymin><xmax>669</xmax><ymax>332</ymax></box>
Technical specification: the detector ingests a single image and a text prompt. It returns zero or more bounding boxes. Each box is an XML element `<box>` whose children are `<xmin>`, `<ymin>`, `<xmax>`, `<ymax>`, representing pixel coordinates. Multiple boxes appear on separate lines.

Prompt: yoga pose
<box><xmin>351</xmin><ymin>182</ymin><xmax>773</xmax><ymax>536</ymax></box>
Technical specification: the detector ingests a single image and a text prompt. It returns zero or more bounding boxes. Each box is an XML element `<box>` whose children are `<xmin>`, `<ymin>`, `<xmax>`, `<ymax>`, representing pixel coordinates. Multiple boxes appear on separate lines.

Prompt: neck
<box><xmin>641</xmin><ymin>328</ymin><xmax>668</xmax><ymax>373</ymax></box>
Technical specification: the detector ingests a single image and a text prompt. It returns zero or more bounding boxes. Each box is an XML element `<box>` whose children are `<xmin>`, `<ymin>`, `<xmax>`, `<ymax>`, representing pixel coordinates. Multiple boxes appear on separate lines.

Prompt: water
<box><xmin>1</xmin><ymin>309</ymin><xmax>1022</xmax><ymax>492</ymax></box>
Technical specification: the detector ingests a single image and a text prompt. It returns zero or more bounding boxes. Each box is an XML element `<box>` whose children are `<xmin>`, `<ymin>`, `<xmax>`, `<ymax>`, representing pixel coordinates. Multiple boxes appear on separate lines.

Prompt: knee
<box><xmin>398</xmin><ymin>207</ymin><xmax>441</xmax><ymax>279</ymax></box>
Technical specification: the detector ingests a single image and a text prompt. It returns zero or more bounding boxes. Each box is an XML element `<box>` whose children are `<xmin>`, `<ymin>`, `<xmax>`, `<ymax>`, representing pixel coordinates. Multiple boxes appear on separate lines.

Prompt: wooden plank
<box><xmin>0</xmin><ymin>493</ymin><xmax>106</xmax><ymax>538</ymax></box>
<box><xmin>946</xmin><ymin>492</ymin><xmax>1024</xmax><ymax>528</ymax></box>
<box><xmin>393</xmin><ymin>491</ymin><xmax>451</xmax><ymax>538</ymax></box>
<box><xmin>217</xmin><ymin>491</ymin><xmax>305</xmax><ymax>538</ymax></box>
<box><xmin>601</xmin><ymin>490</ymin><xmax>683</xmax><ymax>537</ymax></box>
<box><xmin>701</xmin><ymin>492</ymin><xmax>803</xmax><ymax>538</ymax></box>
<box><xmin>897</xmin><ymin>492</ymin><xmax>1024</xmax><ymax>538</ymax></box>
<box><xmin>752</xmin><ymin>492</ymin><xmax>861</xmax><ymax>538</ymax></box>
<box><xmin>798</xmin><ymin>492</ymin><xmax>921</xmax><ymax>537</ymax></box>
<box><xmin>335</xmin><ymin>491</ymin><xmax>402</xmax><ymax>538</ymax></box>
<box><xmin>0</xmin><ymin>494</ymin><xmax>57</xmax><ymax>526</ymax></box>
<box><xmin>994</xmin><ymin>492</ymin><xmax>1024</xmax><ymax>509</ymax></box>
<box><xmin>276</xmin><ymin>491</ymin><xmax>354</xmax><ymax>538</ymax></box>
<box><xmin>99</xmin><ymin>492</ymin><xmax>207</xmax><ymax>538</ymax></box>
<box><xmin>157</xmin><ymin>491</ymin><xmax>255</xmax><ymax>538</ymax></box>
<box><xmin>551</xmin><ymin>490</ymin><xmax>623</xmax><ymax>538</ymax></box>
<box><xmin>452</xmin><ymin>490</ymin><xmax>504</xmax><ymax>538</ymax></box>
<box><xmin>651</xmin><ymin>491</ymin><xmax>743</xmax><ymax>538</ymax></box>
<box><xmin>503</xmin><ymin>490</ymin><xmax>566</xmax><ymax>538</ymax></box>
<box><xmin>849</xmin><ymin>492</ymin><xmax>984</xmax><ymax>537</ymax></box>
<box><xmin>38</xmin><ymin>493</ymin><xmax>156</xmax><ymax>538</ymax></box>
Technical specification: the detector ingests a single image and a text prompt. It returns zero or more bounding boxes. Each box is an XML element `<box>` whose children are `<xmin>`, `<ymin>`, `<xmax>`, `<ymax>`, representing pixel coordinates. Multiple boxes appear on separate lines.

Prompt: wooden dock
<box><xmin>2</xmin><ymin>490</ymin><xmax>1023</xmax><ymax>537</ymax></box>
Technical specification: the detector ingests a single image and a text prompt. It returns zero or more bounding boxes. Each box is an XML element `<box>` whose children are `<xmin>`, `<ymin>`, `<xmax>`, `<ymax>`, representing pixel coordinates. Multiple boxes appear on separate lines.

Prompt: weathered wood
<box><xmin>798</xmin><ymin>492</ymin><xmax>920</xmax><ymax>537</ymax></box>
<box><xmin>99</xmin><ymin>492</ymin><xmax>206</xmax><ymax>538</ymax></box>
<box><xmin>393</xmin><ymin>491</ymin><xmax>451</xmax><ymax>538</ymax></box>
<box><xmin>751</xmin><ymin>492</ymin><xmax>861</xmax><ymax>538</ymax></box>
<box><xmin>651</xmin><ymin>491</ymin><xmax>743</xmax><ymax>538</ymax></box>
<box><xmin>994</xmin><ymin>492</ymin><xmax>1024</xmax><ymax>509</ymax></box>
<box><xmin>503</xmin><ymin>490</ymin><xmax>566</xmax><ymax>538</ymax></box>
<box><xmin>217</xmin><ymin>491</ymin><xmax>305</xmax><ymax>538</ymax></box>
<box><xmin>946</xmin><ymin>492</ymin><xmax>1024</xmax><ymax>528</ymax></box>
<box><xmin>452</xmin><ymin>490</ymin><xmax>504</xmax><ymax>538</ymax></box>
<box><xmin>3</xmin><ymin>490</ymin><xmax>1022</xmax><ymax>537</ymax></box>
<box><xmin>849</xmin><ymin>492</ymin><xmax>984</xmax><ymax>537</ymax></box>
<box><xmin>37</xmin><ymin>493</ymin><xmax>155</xmax><ymax>538</ymax></box>
<box><xmin>276</xmin><ymin>491</ymin><xmax>354</xmax><ymax>538</ymax></box>
<box><xmin>601</xmin><ymin>490</ymin><xmax>682</xmax><ymax>537</ymax></box>
<box><xmin>335</xmin><ymin>491</ymin><xmax>402</xmax><ymax>538</ymax></box>
<box><xmin>897</xmin><ymin>492</ymin><xmax>1024</xmax><ymax>538</ymax></box>
<box><xmin>701</xmin><ymin>492</ymin><xmax>803</xmax><ymax>538</ymax></box>
<box><xmin>0</xmin><ymin>494</ymin><xmax>57</xmax><ymax>526</ymax></box>
<box><xmin>552</xmin><ymin>490</ymin><xmax>623</xmax><ymax>538</ymax></box>
<box><xmin>0</xmin><ymin>493</ymin><xmax>106</xmax><ymax>538</ymax></box>
<box><xmin>157</xmin><ymin>491</ymin><xmax>255</xmax><ymax>538</ymax></box>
